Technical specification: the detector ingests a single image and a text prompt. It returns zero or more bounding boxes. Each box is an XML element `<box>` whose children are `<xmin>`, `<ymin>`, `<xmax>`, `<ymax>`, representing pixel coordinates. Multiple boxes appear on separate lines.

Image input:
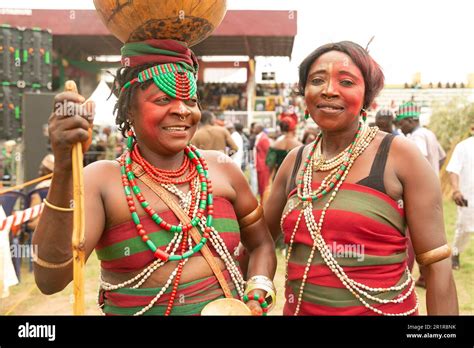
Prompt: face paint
<box><xmin>304</xmin><ymin>51</ymin><xmax>365</xmax><ymax>131</ymax></box>
<box><xmin>178</xmin><ymin>103</ymin><xmax>187</xmax><ymax>117</ymax></box>
<box><xmin>132</xmin><ymin>84</ymin><xmax>200</xmax><ymax>155</ymax></box>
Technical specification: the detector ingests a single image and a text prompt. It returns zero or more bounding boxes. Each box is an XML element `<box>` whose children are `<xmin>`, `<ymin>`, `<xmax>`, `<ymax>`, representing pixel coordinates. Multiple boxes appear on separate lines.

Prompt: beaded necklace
<box><xmin>297</xmin><ymin>123</ymin><xmax>364</xmax><ymax>203</ymax></box>
<box><xmin>98</xmin><ymin>133</ymin><xmax>245</xmax><ymax>315</ymax></box>
<box><xmin>120</xmin><ymin>146</ymin><xmax>210</xmax><ymax>262</ymax></box>
<box><xmin>282</xmin><ymin>124</ymin><xmax>418</xmax><ymax>316</ymax></box>
<box><xmin>313</xmin><ymin>138</ymin><xmax>352</xmax><ymax>171</ymax></box>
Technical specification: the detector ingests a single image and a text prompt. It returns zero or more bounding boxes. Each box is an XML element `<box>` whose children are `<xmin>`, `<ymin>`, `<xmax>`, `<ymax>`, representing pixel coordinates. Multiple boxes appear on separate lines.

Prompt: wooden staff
<box><xmin>0</xmin><ymin>173</ymin><xmax>53</xmax><ymax>195</ymax></box>
<box><xmin>64</xmin><ymin>80</ymin><xmax>85</xmax><ymax>315</ymax></box>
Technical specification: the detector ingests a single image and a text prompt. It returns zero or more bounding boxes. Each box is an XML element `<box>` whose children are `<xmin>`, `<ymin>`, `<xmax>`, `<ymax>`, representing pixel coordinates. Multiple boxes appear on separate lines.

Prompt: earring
<box><xmin>304</xmin><ymin>109</ymin><xmax>310</xmax><ymax>120</ymax></box>
<box><xmin>126</xmin><ymin>129</ymin><xmax>135</xmax><ymax>150</ymax></box>
<box><xmin>361</xmin><ymin>109</ymin><xmax>367</xmax><ymax>122</ymax></box>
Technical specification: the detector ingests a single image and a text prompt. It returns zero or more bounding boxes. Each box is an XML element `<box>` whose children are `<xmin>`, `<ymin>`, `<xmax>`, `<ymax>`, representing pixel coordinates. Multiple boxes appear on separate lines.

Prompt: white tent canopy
<box><xmin>88</xmin><ymin>80</ymin><xmax>117</xmax><ymax>127</ymax></box>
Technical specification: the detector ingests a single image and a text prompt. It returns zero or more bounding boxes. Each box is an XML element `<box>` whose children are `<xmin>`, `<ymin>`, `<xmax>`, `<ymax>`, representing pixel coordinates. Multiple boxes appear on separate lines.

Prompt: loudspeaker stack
<box><xmin>0</xmin><ymin>24</ymin><xmax>52</xmax><ymax>140</ymax></box>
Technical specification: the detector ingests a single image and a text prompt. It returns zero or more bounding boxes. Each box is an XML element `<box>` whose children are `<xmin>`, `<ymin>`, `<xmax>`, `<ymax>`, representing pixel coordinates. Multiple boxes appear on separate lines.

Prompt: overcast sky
<box><xmin>1</xmin><ymin>0</ymin><xmax>473</xmax><ymax>84</ymax></box>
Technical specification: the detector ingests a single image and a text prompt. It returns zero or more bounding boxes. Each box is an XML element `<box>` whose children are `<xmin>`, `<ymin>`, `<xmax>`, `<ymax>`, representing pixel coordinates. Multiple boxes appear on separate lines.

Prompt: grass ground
<box><xmin>1</xmin><ymin>200</ymin><xmax>472</xmax><ymax>315</ymax></box>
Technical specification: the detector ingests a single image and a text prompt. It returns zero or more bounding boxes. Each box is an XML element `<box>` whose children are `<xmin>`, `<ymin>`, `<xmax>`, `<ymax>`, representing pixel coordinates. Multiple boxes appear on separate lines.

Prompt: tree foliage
<box><xmin>429</xmin><ymin>97</ymin><xmax>474</xmax><ymax>197</ymax></box>
<box><xmin>429</xmin><ymin>97</ymin><xmax>474</xmax><ymax>152</ymax></box>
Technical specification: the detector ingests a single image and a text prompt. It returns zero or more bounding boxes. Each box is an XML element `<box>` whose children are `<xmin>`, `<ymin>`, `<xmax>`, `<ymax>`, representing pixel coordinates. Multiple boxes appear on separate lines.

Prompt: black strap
<box><xmin>288</xmin><ymin>145</ymin><xmax>305</xmax><ymax>194</ymax></box>
<box><xmin>357</xmin><ymin>134</ymin><xmax>395</xmax><ymax>194</ymax></box>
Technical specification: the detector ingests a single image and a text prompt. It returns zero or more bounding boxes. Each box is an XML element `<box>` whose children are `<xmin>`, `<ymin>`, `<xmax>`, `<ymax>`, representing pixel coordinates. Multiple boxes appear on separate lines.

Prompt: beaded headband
<box><xmin>120</xmin><ymin>62</ymin><xmax>197</xmax><ymax>100</ymax></box>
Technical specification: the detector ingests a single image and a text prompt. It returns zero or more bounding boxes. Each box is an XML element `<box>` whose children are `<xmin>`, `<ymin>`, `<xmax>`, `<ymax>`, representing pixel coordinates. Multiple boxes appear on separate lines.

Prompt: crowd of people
<box><xmin>197</xmin><ymin>82</ymin><xmax>247</xmax><ymax>111</ymax></box>
<box><xmin>2</xmin><ymin>38</ymin><xmax>472</xmax><ymax>317</ymax></box>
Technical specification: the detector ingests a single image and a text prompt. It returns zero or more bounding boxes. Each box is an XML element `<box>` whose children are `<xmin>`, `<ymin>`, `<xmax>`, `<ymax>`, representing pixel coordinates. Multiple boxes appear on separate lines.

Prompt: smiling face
<box><xmin>304</xmin><ymin>51</ymin><xmax>365</xmax><ymax>131</ymax></box>
<box><xmin>130</xmin><ymin>83</ymin><xmax>201</xmax><ymax>156</ymax></box>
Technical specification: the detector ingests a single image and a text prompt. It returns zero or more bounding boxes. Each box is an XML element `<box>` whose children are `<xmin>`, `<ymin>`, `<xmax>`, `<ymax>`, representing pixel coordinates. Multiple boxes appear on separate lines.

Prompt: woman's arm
<box><xmin>264</xmin><ymin>147</ymin><xmax>300</xmax><ymax>242</ymax></box>
<box><xmin>221</xmin><ymin>157</ymin><xmax>276</xmax><ymax>314</ymax></box>
<box><xmin>32</xmin><ymin>92</ymin><xmax>105</xmax><ymax>295</ymax></box>
<box><xmin>225</xmin><ymin>161</ymin><xmax>276</xmax><ymax>279</ymax></box>
<box><xmin>33</xmin><ymin>162</ymin><xmax>106</xmax><ymax>294</ymax></box>
<box><xmin>392</xmin><ymin>137</ymin><xmax>458</xmax><ymax>315</ymax></box>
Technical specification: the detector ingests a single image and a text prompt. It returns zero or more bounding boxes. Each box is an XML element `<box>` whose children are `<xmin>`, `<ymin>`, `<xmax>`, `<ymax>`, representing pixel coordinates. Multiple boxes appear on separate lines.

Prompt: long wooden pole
<box><xmin>0</xmin><ymin>173</ymin><xmax>53</xmax><ymax>195</ymax></box>
<box><xmin>64</xmin><ymin>81</ymin><xmax>85</xmax><ymax>315</ymax></box>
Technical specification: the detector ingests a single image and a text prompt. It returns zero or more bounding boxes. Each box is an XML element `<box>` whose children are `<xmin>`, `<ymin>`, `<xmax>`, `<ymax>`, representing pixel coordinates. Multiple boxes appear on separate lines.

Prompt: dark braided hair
<box><xmin>111</xmin><ymin>63</ymin><xmax>156</xmax><ymax>137</ymax></box>
<box><xmin>111</xmin><ymin>63</ymin><xmax>201</xmax><ymax>137</ymax></box>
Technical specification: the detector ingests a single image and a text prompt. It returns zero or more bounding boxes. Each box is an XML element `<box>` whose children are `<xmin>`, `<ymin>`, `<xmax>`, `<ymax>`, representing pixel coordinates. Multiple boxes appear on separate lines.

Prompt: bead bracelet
<box><xmin>243</xmin><ymin>293</ymin><xmax>269</xmax><ymax>316</ymax></box>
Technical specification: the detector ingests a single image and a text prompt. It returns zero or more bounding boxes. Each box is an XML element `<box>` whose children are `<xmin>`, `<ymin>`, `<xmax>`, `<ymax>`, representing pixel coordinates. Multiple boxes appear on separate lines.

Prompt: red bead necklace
<box><xmin>131</xmin><ymin>145</ymin><xmax>198</xmax><ymax>185</ymax></box>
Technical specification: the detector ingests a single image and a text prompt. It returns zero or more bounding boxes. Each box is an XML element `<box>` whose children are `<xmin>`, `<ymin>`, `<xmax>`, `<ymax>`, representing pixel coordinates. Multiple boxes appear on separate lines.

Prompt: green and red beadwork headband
<box><xmin>120</xmin><ymin>62</ymin><xmax>197</xmax><ymax>100</ymax></box>
<box><xmin>120</xmin><ymin>39</ymin><xmax>199</xmax><ymax>100</ymax></box>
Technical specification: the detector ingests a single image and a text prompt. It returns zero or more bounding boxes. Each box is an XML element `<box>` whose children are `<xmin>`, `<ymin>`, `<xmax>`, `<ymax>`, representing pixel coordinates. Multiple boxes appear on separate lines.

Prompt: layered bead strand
<box><xmin>121</xmin><ymin>146</ymin><xmax>211</xmax><ymax>262</ymax></box>
<box><xmin>297</xmin><ymin>124</ymin><xmax>364</xmax><ymax>203</ymax></box>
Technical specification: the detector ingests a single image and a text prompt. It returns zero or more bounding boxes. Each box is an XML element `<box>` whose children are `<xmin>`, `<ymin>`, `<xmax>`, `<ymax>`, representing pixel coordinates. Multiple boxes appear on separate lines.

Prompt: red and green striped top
<box><xmin>282</xmin><ymin>182</ymin><xmax>417</xmax><ymax>316</ymax></box>
<box><xmin>95</xmin><ymin>196</ymin><xmax>241</xmax><ymax>315</ymax></box>
<box><xmin>96</xmin><ymin>196</ymin><xmax>240</xmax><ymax>273</ymax></box>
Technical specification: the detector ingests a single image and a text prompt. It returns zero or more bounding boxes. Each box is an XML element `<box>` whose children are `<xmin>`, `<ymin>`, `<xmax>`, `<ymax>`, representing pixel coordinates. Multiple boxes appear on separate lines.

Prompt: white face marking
<box><xmin>178</xmin><ymin>103</ymin><xmax>187</xmax><ymax>115</ymax></box>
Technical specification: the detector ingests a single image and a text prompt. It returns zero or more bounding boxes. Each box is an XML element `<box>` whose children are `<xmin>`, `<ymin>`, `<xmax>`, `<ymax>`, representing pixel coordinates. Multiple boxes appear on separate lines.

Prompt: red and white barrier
<box><xmin>0</xmin><ymin>204</ymin><xmax>44</xmax><ymax>231</ymax></box>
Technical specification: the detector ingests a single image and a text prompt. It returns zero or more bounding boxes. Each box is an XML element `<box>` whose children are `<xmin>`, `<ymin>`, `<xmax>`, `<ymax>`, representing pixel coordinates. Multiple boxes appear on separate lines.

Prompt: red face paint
<box><xmin>304</xmin><ymin>51</ymin><xmax>365</xmax><ymax>131</ymax></box>
<box><xmin>132</xmin><ymin>84</ymin><xmax>201</xmax><ymax>156</ymax></box>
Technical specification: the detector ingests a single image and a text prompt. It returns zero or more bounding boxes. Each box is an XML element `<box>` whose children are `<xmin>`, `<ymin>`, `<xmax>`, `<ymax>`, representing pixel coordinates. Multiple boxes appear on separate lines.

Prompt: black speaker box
<box><xmin>21</xmin><ymin>28</ymin><xmax>52</xmax><ymax>90</ymax></box>
<box><xmin>0</xmin><ymin>25</ymin><xmax>22</xmax><ymax>83</ymax></box>
<box><xmin>0</xmin><ymin>85</ymin><xmax>23</xmax><ymax>139</ymax></box>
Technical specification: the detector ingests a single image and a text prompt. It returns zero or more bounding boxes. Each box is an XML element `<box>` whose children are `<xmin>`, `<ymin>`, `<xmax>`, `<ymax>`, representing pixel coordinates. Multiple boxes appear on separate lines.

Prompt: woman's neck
<box><xmin>136</xmin><ymin>143</ymin><xmax>186</xmax><ymax>171</ymax></box>
<box><xmin>320</xmin><ymin>121</ymin><xmax>360</xmax><ymax>158</ymax></box>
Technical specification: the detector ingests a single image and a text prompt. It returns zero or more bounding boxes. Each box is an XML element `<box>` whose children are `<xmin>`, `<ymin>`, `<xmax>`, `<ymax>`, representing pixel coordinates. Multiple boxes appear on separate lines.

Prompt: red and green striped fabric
<box><xmin>95</xmin><ymin>197</ymin><xmax>240</xmax><ymax>273</ymax></box>
<box><xmin>95</xmin><ymin>197</ymin><xmax>241</xmax><ymax>316</ymax></box>
<box><xmin>100</xmin><ymin>270</ymin><xmax>238</xmax><ymax>316</ymax></box>
<box><xmin>120</xmin><ymin>39</ymin><xmax>199</xmax><ymax>71</ymax></box>
<box><xmin>282</xmin><ymin>182</ymin><xmax>417</xmax><ymax>316</ymax></box>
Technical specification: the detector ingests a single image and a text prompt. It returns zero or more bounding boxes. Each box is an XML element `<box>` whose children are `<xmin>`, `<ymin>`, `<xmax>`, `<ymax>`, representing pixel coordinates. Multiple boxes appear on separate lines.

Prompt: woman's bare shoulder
<box><xmin>387</xmin><ymin>133</ymin><xmax>432</xmax><ymax>181</ymax></box>
<box><xmin>198</xmin><ymin>149</ymin><xmax>226</xmax><ymax>162</ymax></box>
<box><xmin>389</xmin><ymin>133</ymin><xmax>424</xmax><ymax>160</ymax></box>
<box><xmin>84</xmin><ymin>159</ymin><xmax>121</xmax><ymax>184</ymax></box>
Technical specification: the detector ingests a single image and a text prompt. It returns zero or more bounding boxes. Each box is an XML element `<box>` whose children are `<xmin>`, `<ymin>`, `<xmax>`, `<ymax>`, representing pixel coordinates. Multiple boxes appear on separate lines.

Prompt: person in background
<box><xmin>230</xmin><ymin>123</ymin><xmax>247</xmax><ymax>171</ymax></box>
<box><xmin>247</xmin><ymin>122</ymin><xmax>258</xmax><ymax>195</ymax></box>
<box><xmin>191</xmin><ymin>111</ymin><xmax>238</xmax><ymax>155</ymax></box>
<box><xmin>253</xmin><ymin>123</ymin><xmax>271</xmax><ymax>199</ymax></box>
<box><xmin>446</xmin><ymin>124</ymin><xmax>474</xmax><ymax>270</ymax></box>
<box><xmin>103</xmin><ymin>126</ymin><xmax>120</xmax><ymax>160</ymax></box>
<box><xmin>27</xmin><ymin>154</ymin><xmax>54</xmax><ymax>231</ymax></box>
<box><xmin>265</xmin><ymin>112</ymin><xmax>302</xmax><ymax>179</ymax></box>
<box><xmin>84</xmin><ymin>126</ymin><xmax>102</xmax><ymax>165</ymax></box>
<box><xmin>397</xmin><ymin>102</ymin><xmax>446</xmax><ymax>176</ymax></box>
<box><xmin>301</xmin><ymin>126</ymin><xmax>319</xmax><ymax>145</ymax></box>
<box><xmin>240</xmin><ymin>125</ymin><xmax>250</xmax><ymax>172</ymax></box>
<box><xmin>375</xmin><ymin>109</ymin><xmax>398</xmax><ymax>135</ymax></box>
<box><xmin>0</xmin><ymin>140</ymin><xmax>17</xmax><ymax>182</ymax></box>
<box><xmin>248</xmin><ymin>122</ymin><xmax>257</xmax><ymax>154</ymax></box>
